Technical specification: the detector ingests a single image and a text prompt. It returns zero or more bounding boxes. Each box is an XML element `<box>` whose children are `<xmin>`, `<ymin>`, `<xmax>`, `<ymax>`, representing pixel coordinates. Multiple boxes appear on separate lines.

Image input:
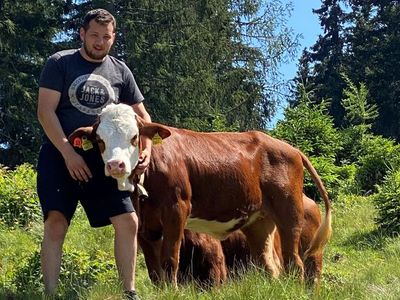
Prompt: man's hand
<box><xmin>63</xmin><ymin>149</ymin><xmax>92</xmax><ymax>182</ymax></box>
<box><xmin>135</xmin><ymin>149</ymin><xmax>151</xmax><ymax>175</ymax></box>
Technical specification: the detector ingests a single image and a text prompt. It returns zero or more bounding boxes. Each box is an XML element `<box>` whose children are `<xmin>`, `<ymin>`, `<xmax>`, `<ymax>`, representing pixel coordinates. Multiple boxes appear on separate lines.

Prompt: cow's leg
<box><xmin>241</xmin><ymin>217</ymin><xmax>281</xmax><ymax>278</ymax></box>
<box><xmin>304</xmin><ymin>253</ymin><xmax>323</xmax><ymax>286</ymax></box>
<box><xmin>269</xmin><ymin>190</ymin><xmax>305</xmax><ymax>279</ymax></box>
<box><xmin>301</xmin><ymin>195</ymin><xmax>323</xmax><ymax>286</ymax></box>
<box><xmin>138</xmin><ymin>235</ymin><xmax>163</xmax><ymax>284</ymax></box>
<box><xmin>160</xmin><ymin>200</ymin><xmax>189</xmax><ymax>286</ymax></box>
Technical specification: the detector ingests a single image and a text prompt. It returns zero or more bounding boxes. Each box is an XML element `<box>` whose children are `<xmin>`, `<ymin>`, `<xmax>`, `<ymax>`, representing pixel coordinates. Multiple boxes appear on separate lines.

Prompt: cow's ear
<box><xmin>135</xmin><ymin>115</ymin><xmax>171</xmax><ymax>140</ymax></box>
<box><xmin>140</xmin><ymin>123</ymin><xmax>172</xmax><ymax>140</ymax></box>
<box><xmin>68</xmin><ymin>126</ymin><xmax>96</xmax><ymax>146</ymax></box>
<box><xmin>68</xmin><ymin>118</ymin><xmax>99</xmax><ymax>145</ymax></box>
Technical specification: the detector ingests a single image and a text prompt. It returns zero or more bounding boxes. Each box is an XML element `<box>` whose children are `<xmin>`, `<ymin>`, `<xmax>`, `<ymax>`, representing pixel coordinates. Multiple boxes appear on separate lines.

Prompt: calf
<box><xmin>173</xmin><ymin>194</ymin><xmax>324</xmax><ymax>286</ymax></box>
<box><xmin>178</xmin><ymin>230</ymin><xmax>227</xmax><ymax>287</ymax></box>
<box><xmin>69</xmin><ymin>103</ymin><xmax>332</xmax><ymax>286</ymax></box>
<box><xmin>222</xmin><ymin>194</ymin><xmax>324</xmax><ymax>284</ymax></box>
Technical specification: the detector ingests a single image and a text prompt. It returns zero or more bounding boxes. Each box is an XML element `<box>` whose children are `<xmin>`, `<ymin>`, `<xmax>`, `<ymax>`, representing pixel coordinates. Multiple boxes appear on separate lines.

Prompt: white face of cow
<box><xmin>96</xmin><ymin>103</ymin><xmax>139</xmax><ymax>192</ymax></box>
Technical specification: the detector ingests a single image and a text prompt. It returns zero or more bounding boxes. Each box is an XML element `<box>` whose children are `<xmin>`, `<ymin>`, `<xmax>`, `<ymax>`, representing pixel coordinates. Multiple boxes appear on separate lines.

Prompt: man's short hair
<box><xmin>82</xmin><ymin>9</ymin><xmax>116</xmax><ymax>32</ymax></box>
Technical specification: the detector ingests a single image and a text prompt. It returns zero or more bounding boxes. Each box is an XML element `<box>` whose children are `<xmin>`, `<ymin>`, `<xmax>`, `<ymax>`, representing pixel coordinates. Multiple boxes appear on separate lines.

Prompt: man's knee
<box><xmin>111</xmin><ymin>212</ymin><xmax>138</xmax><ymax>235</ymax></box>
<box><xmin>44</xmin><ymin>211</ymin><xmax>69</xmax><ymax>242</ymax></box>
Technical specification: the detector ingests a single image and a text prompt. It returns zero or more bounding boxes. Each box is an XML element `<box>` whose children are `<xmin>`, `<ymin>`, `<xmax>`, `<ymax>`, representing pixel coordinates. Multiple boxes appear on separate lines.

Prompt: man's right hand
<box><xmin>63</xmin><ymin>149</ymin><xmax>92</xmax><ymax>182</ymax></box>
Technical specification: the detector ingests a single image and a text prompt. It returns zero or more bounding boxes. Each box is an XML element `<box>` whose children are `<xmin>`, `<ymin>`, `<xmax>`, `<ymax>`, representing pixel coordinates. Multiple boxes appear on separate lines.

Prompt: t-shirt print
<box><xmin>69</xmin><ymin>73</ymin><xmax>116</xmax><ymax>115</ymax></box>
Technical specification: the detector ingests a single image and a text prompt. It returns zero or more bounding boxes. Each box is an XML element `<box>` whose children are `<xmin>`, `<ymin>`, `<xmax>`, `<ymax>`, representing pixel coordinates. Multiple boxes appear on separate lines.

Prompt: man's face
<box><xmin>80</xmin><ymin>19</ymin><xmax>115</xmax><ymax>61</ymax></box>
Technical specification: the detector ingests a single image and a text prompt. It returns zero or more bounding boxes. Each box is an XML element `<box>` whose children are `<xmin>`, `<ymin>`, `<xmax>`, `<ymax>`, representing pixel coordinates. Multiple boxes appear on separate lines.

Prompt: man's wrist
<box><xmin>141</xmin><ymin>148</ymin><xmax>151</xmax><ymax>156</ymax></box>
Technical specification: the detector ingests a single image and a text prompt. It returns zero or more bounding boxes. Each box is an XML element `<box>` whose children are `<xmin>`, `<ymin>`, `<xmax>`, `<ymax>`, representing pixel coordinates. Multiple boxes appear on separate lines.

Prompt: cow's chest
<box><xmin>185</xmin><ymin>211</ymin><xmax>262</xmax><ymax>240</ymax></box>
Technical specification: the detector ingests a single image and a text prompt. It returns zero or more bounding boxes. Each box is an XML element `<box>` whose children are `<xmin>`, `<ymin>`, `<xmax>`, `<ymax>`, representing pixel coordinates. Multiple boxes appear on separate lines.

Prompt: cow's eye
<box><xmin>131</xmin><ymin>134</ymin><xmax>138</xmax><ymax>147</ymax></box>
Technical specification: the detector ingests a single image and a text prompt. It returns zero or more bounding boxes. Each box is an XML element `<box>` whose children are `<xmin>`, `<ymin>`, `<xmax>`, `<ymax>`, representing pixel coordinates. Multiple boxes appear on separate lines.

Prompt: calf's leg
<box><xmin>241</xmin><ymin>217</ymin><xmax>281</xmax><ymax>278</ymax></box>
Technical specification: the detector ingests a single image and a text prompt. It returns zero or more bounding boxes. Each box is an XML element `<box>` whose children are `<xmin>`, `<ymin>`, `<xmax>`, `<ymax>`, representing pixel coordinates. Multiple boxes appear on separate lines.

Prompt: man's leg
<box><xmin>41</xmin><ymin>210</ymin><xmax>69</xmax><ymax>294</ymax></box>
<box><xmin>110</xmin><ymin>212</ymin><xmax>139</xmax><ymax>292</ymax></box>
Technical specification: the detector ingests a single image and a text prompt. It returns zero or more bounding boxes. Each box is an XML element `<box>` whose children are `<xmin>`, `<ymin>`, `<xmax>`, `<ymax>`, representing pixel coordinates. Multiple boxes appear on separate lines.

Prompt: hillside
<box><xmin>1</xmin><ymin>195</ymin><xmax>399</xmax><ymax>299</ymax></box>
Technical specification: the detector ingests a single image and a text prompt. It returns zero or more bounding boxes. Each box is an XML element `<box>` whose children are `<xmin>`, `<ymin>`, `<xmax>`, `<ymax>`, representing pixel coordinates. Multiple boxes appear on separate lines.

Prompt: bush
<box><xmin>272</xmin><ymin>92</ymin><xmax>345</xmax><ymax>200</ymax></box>
<box><xmin>374</xmin><ymin>169</ymin><xmax>400</xmax><ymax>236</ymax></box>
<box><xmin>355</xmin><ymin>135</ymin><xmax>400</xmax><ymax>194</ymax></box>
<box><xmin>272</xmin><ymin>99</ymin><xmax>342</xmax><ymax>159</ymax></box>
<box><xmin>0</xmin><ymin>164</ymin><xmax>41</xmax><ymax>228</ymax></box>
<box><xmin>13</xmin><ymin>248</ymin><xmax>115</xmax><ymax>296</ymax></box>
<box><xmin>303</xmin><ymin>157</ymin><xmax>356</xmax><ymax>201</ymax></box>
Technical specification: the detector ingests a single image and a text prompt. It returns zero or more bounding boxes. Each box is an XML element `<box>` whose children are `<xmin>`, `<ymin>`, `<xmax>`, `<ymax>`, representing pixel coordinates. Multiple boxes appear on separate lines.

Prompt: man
<box><xmin>37</xmin><ymin>9</ymin><xmax>150</xmax><ymax>300</ymax></box>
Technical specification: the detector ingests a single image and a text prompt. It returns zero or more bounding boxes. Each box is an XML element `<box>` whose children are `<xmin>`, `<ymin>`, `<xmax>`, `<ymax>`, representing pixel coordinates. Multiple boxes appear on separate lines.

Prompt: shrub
<box><xmin>0</xmin><ymin>164</ymin><xmax>41</xmax><ymax>228</ymax></box>
<box><xmin>355</xmin><ymin>135</ymin><xmax>400</xmax><ymax>194</ymax></box>
<box><xmin>13</xmin><ymin>248</ymin><xmax>115</xmax><ymax>296</ymax></box>
<box><xmin>303</xmin><ymin>157</ymin><xmax>356</xmax><ymax>201</ymax></box>
<box><xmin>272</xmin><ymin>98</ymin><xmax>342</xmax><ymax>159</ymax></box>
<box><xmin>272</xmin><ymin>90</ymin><xmax>345</xmax><ymax>200</ymax></box>
<box><xmin>374</xmin><ymin>169</ymin><xmax>400</xmax><ymax>236</ymax></box>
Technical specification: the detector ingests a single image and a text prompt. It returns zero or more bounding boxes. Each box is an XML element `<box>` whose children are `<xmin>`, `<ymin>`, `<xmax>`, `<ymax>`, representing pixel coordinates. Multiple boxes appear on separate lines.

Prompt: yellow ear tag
<box><xmin>152</xmin><ymin>133</ymin><xmax>163</xmax><ymax>145</ymax></box>
<box><xmin>81</xmin><ymin>136</ymin><xmax>93</xmax><ymax>151</ymax></box>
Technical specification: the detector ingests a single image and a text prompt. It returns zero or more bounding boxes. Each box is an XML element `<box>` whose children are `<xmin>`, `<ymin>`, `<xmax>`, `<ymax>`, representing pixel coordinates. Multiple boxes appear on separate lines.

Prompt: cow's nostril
<box><xmin>107</xmin><ymin>160</ymin><xmax>124</xmax><ymax>172</ymax></box>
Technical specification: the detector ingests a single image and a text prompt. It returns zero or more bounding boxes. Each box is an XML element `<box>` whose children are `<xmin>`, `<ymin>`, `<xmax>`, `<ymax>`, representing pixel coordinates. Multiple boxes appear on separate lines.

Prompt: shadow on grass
<box><xmin>342</xmin><ymin>228</ymin><xmax>392</xmax><ymax>250</ymax></box>
<box><xmin>0</xmin><ymin>289</ymin><xmax>84</xmax><ymax>300</ymax></box>
<box><xmin>0</xmin><ymin>291</ymin><xmax>41</xmax><ymax>300</ymax></box>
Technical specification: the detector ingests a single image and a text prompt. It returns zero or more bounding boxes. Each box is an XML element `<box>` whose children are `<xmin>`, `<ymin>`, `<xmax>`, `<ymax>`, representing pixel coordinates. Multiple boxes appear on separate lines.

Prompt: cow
<box><xmin>221</xmin><ymin>194</ymin><xmax>325</xmax><ymax>284</ymax></box>
<box><xmin>69</xmin><ymin>103</ymin><xmax>332</xmax><ymax>286</ymax></box>
<box><xmin>150</xmin><ymin>193</ymin><xmax>324</xmax><ymax>287</ymax></box>
<box><xmin>178</xmin><ymin>230</ymin><xmax>227</xmax><ymax>287</ymax></box>
<box><xmin>68</xmin><ymin>103</ymin><xmax>170</xmax><ymax>192</ymax></box>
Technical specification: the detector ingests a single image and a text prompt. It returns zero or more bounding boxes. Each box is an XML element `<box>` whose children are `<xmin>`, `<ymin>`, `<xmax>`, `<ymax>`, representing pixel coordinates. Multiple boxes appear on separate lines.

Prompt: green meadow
<box><xmin>1</xmin><ymin>194</ymin><xmax>399</xmax><ymax>300</ymax></box>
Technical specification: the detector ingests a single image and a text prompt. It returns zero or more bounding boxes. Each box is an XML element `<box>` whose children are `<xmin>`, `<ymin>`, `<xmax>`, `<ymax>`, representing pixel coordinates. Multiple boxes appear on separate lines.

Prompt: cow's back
<box><xmin>145</xmin><ymin>128</ymin><xmax>301</xmax><ymax>224</ymax></box>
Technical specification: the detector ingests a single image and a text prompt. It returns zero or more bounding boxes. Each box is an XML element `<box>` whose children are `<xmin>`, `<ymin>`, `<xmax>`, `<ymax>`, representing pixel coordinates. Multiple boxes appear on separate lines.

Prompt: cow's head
<box><xmin>68</xmin><ymin>103</ymin><xmax>171</xmax><ymax>191</ymax></box>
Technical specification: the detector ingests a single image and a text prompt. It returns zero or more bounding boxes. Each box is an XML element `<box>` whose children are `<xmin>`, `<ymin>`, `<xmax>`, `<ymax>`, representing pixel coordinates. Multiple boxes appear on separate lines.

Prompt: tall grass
<box><xmin>1</xmin><ymin>196</ymin><xmax>399</xmax><ymax>299</ymax></box>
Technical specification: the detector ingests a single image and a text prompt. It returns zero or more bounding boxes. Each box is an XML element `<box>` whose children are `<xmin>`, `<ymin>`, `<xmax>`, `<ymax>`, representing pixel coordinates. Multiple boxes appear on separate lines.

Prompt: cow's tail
<box><xmin>300</xmin><ymin>152</ymin><xmax>332</xmax><ymax>260</ymax></box>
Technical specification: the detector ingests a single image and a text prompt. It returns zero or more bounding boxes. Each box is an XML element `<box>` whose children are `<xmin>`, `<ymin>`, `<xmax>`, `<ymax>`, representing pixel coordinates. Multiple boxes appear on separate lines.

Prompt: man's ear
<box><xmin>79</xmin><ymin>27</ymin><xmax>85</xmax><ymax>42</ymax></box>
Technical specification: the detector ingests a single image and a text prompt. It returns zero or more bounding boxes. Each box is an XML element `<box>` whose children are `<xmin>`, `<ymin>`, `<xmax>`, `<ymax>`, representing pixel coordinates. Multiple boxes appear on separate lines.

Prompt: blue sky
<box><xmin>281</xmin><ymin>0</ymin><xmax>322</xmax><ymax>80</ymax></box>
<box><xmin>268</xmin><ymin>0</ymin><xmax>322</xmax><ymax>128</ymax></box>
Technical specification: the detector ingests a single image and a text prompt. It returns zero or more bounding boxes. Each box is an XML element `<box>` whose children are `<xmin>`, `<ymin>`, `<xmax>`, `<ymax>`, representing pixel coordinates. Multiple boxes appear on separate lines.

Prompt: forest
<box><xmin>0</xmin><ymin>0</ymin><xmax>400</xmax><ymax>299</ymax></box>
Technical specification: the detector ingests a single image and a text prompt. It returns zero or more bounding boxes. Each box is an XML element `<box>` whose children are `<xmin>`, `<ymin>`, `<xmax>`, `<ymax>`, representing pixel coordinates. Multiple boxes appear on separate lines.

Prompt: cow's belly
<box><xmin>185</xmin><ymin>211</ymin><xmax>262</xmax><ymax>240</ymax></box>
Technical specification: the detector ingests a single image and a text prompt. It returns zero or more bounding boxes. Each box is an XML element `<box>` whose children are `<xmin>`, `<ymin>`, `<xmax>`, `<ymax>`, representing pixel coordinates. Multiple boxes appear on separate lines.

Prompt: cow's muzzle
<box><xmin>106</xmin><ymin>159</ymin><xmax>130</xmax><ymax>178</ymax></box>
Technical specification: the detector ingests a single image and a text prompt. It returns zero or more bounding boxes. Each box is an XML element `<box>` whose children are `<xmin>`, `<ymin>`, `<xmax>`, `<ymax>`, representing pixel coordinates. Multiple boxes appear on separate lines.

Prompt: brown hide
<box><xmin>221</xmin><ymin>194</ymin><xmax>323</xmax><ymax>283</ymax></box>
<box><xmin>175</xmin><ymin>194</ymin><xmax>323</xmax><ymax>286</ymax></box>
<box><xmin>178</xmin><ymin>230</ymin><xmax>227</xmax><ymax>287</ymax></box>
<box><xmin>136</xmin><ymin>126</ymin><xmax>332</xmax><ymax>285</ymax></box>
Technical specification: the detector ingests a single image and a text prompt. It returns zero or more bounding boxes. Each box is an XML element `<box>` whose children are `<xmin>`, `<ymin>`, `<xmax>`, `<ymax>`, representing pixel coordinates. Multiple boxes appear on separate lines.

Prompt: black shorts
<box><xmin>37</xmin><ymin>143</ymin><xmax>134</xmax><ymax>227</ymax></box>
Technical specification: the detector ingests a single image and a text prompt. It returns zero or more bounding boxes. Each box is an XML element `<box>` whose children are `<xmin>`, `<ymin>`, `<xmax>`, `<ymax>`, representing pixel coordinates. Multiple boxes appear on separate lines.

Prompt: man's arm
<box><xmin>37</xmin><ymin>87</ymin><xmax>92</xmax><ymax>182</ymax></box>
<box><xmin>132</xmin><ymin>102</ymin><xmax>152</xmax><ymax>174</ymax></box>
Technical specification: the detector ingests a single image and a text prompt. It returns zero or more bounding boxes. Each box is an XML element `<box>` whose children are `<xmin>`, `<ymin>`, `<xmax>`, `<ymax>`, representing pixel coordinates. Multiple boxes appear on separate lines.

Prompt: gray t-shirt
<box><xmin>39</xmin><ymin>49</ymin><xmax>144</xmax><ymax>141</ymax></box>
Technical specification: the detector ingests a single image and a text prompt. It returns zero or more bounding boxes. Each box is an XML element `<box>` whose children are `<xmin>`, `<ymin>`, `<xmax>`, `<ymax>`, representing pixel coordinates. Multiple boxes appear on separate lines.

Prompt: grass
<box><xmin>1</xmin><ymin>196</ymin><xmax>400</xmax><ymax>299</ymax></box>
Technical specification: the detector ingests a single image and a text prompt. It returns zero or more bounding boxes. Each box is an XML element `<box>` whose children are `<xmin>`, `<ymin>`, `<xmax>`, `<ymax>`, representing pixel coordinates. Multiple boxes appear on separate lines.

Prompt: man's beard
<box><xmin>83</xmin><ymin>41</ymin><xmax>108</xmax><ymax>60</ymax></box>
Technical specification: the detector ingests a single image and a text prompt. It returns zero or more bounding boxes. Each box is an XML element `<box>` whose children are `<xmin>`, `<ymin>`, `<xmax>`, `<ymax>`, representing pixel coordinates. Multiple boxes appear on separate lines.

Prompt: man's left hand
<box><xmin>135</xmin><ymin>149</ymin><xmax>151</xmax><ymax>175</ymax></box>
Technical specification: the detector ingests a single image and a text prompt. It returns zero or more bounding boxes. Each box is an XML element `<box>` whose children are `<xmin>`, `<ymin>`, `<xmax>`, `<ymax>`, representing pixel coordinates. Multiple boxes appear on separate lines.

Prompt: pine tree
<box><xmin>100</xmin><ymin>0</ymin><xmax>300</xmax><ymax>131</ymax></box>
<box><xmin>0</xmin><ymin>0</ymin><xmax>67</xmax><ymax>167</ymax></box>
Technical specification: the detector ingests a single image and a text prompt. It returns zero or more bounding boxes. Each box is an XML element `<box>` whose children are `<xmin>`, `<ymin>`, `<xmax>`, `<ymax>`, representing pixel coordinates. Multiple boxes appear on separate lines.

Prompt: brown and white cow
<box><xmin>142</xmin><ymin>193</ymin><xmax>325</xmax><ymax>287</ymax></box>
<box><xmin>69</xmin><ymin>103</ymin><xmax>332</xmax><ymax>286</ymax></box>
<box><xmin>68</xmin><ymin>103</ymin><xmax>170</xmax><ymax>192</ymax></box>
<box><xmin>221</xmin><ymin>194</ymin><xmax>325</xmax><ymax>284</ymax></box>
<box><xmin>178</xmin><ymin>230</ymin><xmax>227</xmax><ymax>287</ymax></box>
